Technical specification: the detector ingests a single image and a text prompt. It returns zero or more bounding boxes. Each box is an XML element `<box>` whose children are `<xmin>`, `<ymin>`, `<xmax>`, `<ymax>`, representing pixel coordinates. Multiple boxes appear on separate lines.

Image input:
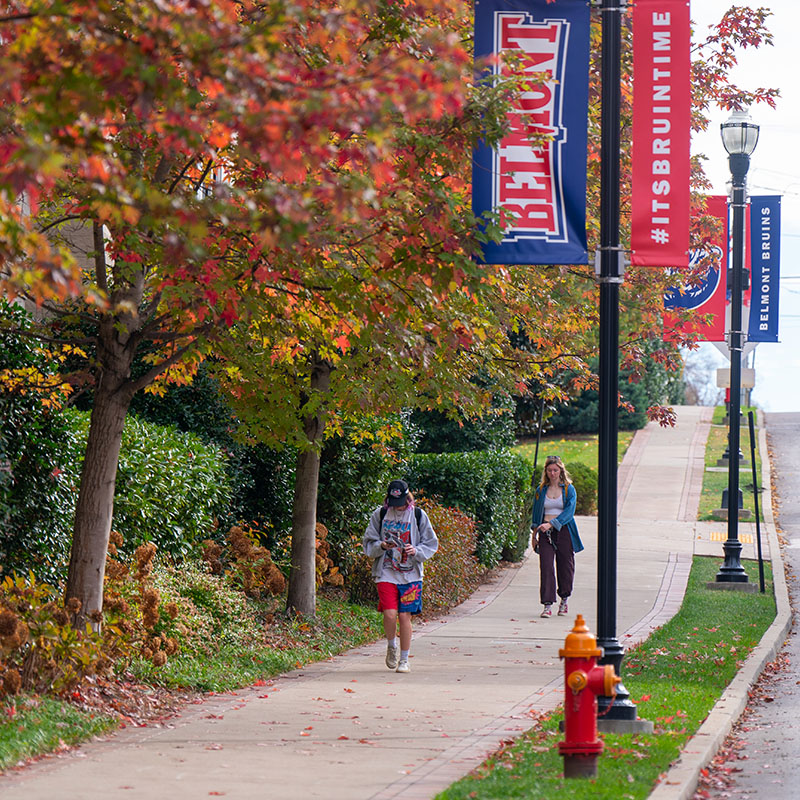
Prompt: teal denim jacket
<box><xmin>531</xmin><ymin>483</ymin><xmax>584</xmax><ymax>553</ymax></box>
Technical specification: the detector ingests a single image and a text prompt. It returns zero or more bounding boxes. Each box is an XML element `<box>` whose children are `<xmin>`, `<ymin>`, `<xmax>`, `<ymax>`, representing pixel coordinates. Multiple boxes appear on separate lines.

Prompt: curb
<box><xmin>648</xmin><ymin>412</ymin><xmax>792</xmax><ymax>800</ymax></box>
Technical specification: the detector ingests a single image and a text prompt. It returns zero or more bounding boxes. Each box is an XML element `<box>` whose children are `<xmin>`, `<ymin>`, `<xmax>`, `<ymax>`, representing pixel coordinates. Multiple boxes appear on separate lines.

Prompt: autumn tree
<box><xmin>0</xmin><ymin>0</ymin><xmax>533</xmax><ymax>623</ymax></box>
<box><xmin>0</xmin><ymin>1</ymin><xmax>779</xmax><ymax>624</ymax></box>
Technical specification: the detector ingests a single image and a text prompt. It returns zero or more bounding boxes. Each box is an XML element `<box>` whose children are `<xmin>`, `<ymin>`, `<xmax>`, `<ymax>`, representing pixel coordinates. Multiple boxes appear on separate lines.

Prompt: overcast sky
<box><xmin>688</xmin><ymin>2</ymin><xmax>800</xmax><ymax>412</ymax></box>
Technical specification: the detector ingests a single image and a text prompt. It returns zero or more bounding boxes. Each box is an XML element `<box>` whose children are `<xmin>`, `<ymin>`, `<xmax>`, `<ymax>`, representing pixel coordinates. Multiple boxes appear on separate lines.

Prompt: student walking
<box><xmin>362</xmin><ymin>480</ymin><xmax>438</xmax><ymax>673</ymax></box>
<box><xmin>531</xmin><ymin>455</ymin><xmax>584</xmax><ymax>618</ymax></box>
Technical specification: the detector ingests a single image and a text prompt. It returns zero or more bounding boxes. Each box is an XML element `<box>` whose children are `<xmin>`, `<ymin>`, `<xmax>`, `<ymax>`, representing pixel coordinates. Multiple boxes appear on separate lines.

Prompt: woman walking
<box><xmin>531</xmin><ymin>455</ymin><xmax>584</xmax><ymax>618</ymax></box>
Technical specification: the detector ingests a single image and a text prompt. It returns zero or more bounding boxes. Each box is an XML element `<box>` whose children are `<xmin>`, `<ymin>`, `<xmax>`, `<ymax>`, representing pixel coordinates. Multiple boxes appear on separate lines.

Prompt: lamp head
<box><xmin>720</xmin><ymin>108</ymin><xmax>760</xmax><ymax>156</ymax></box>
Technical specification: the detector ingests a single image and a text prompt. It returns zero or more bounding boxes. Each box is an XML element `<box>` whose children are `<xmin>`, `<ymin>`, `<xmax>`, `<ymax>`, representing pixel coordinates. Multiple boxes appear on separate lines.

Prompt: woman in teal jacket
<box><xmin>531</xmin><ymin>455</ymin><xmax>584</xmax><ymax>618</ymax></box>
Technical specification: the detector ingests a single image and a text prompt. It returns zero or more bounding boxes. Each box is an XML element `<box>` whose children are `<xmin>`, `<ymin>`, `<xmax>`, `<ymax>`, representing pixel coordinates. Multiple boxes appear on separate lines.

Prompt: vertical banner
<box><xmin>631</xmin><ymin>0</ymin><xmax>691</xmax><ymax>267</ymax></box>
<box><xmin>663</xmin><ymin>195</ymin><xmax>727</xmax><ymax>341</ymax></box>
<box><xmin>747</xmin><ymin>196</ymin><xmax>781</xmax><ymax>342</ymax></box>
<box><xmin>472</xmin><ymin>0</ymin><xmax>590</xmax><ymax>265</ymax></box>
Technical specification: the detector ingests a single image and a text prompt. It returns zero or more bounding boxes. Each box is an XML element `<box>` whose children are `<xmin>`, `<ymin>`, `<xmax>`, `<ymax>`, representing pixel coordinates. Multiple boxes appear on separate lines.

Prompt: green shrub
<box><xmin>419</xmin><ymin>498</ymin><xmax>486</xmax><ymax>615</ymax></box>
<box><xmin>148</xmin><ymin>560</ymin><xmax>265</xmax><ymax>658</ymax></box>
<box><xmin>0</xmin><ymin>300</ymin><xmax>76</xmax><ymax>584</ymax></box>
<box><xmin>128</xmin><ymin>363</ymin><xmax>297</xmax><ymax>545</ymax></box>
<box><xmin>502</xmin><ymin>487</ymin><xmax>535</xmax><ymax>563</ymax></box>
<box><xmin>547</xmin><ymin>381</ymin><xmax>648</xmax><ymax>433</ymax></box>
<box><xmin>111</xmin><ymin>413</ymin><xmax>232</xmax><ymax>558</ymax></box>
<box><xmin>17</xmin><ymin>409</ymin><xmax>233</xmax><ymax>580</ymax></box>
<box><xmin>410</xmin><ymin>396</ymin><xmax>516</xmax><ymax>454</ymax></box>
<box><xmin>405</xmin><ymin>448</ymin><xmax>534</xmax><ymax>567</ymax></box>
<box><xmin>565</xmin><ymin>461</ymin><xmax>597</xmax><ymax>515</ymax></box>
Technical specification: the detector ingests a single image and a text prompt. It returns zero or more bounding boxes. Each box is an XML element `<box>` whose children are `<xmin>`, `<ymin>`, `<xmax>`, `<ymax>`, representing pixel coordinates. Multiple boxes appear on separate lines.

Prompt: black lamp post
<box><xmin>715</xmin><ymin>109</ymin><xmax>759</xmax><ymax>584</ymax></box>
<box><xmin>594</xmin><ymin>0</ymin><xmax>639</xmax><ymax>722</ymax></box>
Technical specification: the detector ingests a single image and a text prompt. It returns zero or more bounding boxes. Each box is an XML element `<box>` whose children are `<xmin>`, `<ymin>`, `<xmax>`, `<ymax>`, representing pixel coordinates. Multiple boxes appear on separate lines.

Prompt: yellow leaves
<box><xmin>0</xmin><ymin>364</ymin><xmax>71</xmax><ymax>409</ymax></box>
<box><xmin>59</xmin><ymin>344</ymin><xmax>88</xmax><ymax>361</ymax></box>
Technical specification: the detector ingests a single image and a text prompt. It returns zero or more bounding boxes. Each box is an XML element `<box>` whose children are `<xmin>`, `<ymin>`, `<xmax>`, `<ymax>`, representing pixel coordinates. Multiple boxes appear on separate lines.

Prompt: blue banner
<box><xmin>748</xmin><ymin>196</ymin><xmax>781</xmax><ymax>343</ymax></box>
<box><xmin>472</xmin><ymin>0</ymin><xmax>590</xmax><ymax>265</ymax></box>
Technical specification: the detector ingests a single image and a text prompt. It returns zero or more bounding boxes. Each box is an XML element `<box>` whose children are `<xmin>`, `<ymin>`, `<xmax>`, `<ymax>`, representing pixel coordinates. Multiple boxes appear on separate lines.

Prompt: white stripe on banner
<box><xmin>748</xmin><ymin>196</ymin><xmax>781</xmax><ymax>343</ymax></box>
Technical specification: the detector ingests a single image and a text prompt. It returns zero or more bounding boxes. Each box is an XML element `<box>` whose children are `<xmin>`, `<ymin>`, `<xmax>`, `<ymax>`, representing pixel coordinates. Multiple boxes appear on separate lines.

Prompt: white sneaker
<box><xmin>396</xmin><ymin>659</ymin><xmax>410</xmax><ymax>673</ymax></box>
<box><xmin>385</xmin><ymin>643</ymin><xmax>399</xmax><ymax>670</ymax></box>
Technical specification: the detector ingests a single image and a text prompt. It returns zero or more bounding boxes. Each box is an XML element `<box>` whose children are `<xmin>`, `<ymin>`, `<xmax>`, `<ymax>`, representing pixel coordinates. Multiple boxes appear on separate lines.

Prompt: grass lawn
<box><xmin>514</xmin><ymin>431</ymin><xmax>635</xmax><ymax>472</ymax></box>
<box><xmin>697</xmin><ymin>406</ymin><xmax>764</xmax><ymax>521</ymax></box>
<box><xmin>0</xmin><ymin>696</ymin><xmax>117</xmax><ymax>771</ymax></box>
<box><xmin>435</xmin><ymin>556</ymin><xmax>776</xmax><ymax>800</ymax></box>
<box><xmin>126</xmin><ymin>596</ymin><xmax>382</xmax><ymax>692</ymax></box>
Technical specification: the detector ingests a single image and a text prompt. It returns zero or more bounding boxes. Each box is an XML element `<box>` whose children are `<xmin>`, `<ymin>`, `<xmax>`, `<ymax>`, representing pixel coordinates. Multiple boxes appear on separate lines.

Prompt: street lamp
<box><xmin>716</xmin><ymin>108</ymin><xmax>759</xmax><ymax>584</ymax></box>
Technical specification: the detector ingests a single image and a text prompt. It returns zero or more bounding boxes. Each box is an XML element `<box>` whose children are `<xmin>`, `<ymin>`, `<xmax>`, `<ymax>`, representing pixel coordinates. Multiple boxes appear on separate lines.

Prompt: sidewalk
<box><xmin>0</xmin><ymin>407</ymin><xmax>787</xmax><ymax>799</ymax></box>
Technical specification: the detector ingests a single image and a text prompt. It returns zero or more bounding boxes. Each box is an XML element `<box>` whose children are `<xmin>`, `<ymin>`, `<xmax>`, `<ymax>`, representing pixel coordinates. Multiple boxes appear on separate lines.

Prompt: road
<box><xmin>694</xmin><ymin>412</ymin><xmax>800</xmax><ymax>799</ymax></box>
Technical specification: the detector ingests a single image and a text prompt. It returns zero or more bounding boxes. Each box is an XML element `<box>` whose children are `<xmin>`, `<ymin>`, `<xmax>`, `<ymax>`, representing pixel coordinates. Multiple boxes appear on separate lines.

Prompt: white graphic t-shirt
<box><xmin>379</xmin><ymin>506</ymin><xmax>416</xmax><ymax>581</ymax></box>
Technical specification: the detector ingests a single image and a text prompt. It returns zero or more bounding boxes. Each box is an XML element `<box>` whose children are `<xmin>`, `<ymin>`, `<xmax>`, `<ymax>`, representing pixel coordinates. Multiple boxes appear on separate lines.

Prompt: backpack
<box><xmin>379</xmin><ymin>506</ymin><xmax>423</xmax><ymax>535</ymax></box>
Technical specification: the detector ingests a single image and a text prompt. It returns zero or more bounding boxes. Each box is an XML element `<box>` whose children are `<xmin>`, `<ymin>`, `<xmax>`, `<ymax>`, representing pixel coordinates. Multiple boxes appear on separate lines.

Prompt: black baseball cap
<box><xmin>386</xmin><ymin>479</ymin><xmax>410</xmax><ymax>507</ymax></box>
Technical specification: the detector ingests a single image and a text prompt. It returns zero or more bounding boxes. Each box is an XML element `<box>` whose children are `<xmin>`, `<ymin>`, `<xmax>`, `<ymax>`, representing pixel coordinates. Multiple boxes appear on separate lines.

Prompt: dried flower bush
<box><xmin>0</xmin><ymin>574</ymin><xmax>107</xmax><ymax>698</ymax></box>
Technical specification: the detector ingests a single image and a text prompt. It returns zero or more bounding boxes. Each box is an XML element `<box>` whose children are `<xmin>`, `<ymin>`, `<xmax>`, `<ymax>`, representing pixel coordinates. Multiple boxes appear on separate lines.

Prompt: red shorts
<box><xmin>376</xmin><ymin>581</ymin><xmax>423</xmax><ymax>614</ymax></box>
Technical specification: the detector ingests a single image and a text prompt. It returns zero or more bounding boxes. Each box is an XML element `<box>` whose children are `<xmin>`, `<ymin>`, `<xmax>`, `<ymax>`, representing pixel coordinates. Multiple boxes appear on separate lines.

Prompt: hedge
<box><xmin>3</xmin><ymin>408</ymin><xmax>232</xmax><ymax>581</ymax></box>
<box><xmin>405</xmin><ymin>448</ymin><xmax>534</xmax><ymax>567</ymax></box>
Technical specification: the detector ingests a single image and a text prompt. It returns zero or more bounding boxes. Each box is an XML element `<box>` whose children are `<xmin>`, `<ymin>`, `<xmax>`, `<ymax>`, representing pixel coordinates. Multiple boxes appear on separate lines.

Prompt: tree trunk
<box><xmin>65</xmin><ymin>309</ymin><xmax>137</xmax><ymax>629</ymax></box>
<box><xmin>286</xmin><ymin>356</ymin><xmax>331</xmax><ymax>617</ymax></box>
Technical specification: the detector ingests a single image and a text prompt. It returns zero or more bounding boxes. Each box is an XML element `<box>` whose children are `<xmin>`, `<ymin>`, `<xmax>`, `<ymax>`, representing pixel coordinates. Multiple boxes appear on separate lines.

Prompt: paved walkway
<box><xmin>0</xmin><ymin>406</ymin><xmax>787</xmax><ymax>799</ymax></box>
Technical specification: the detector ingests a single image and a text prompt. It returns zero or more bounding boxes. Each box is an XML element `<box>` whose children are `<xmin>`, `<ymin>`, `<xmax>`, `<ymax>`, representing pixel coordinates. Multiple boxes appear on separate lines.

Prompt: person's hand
<box><xmin>404</xmin><ymin>543</ymin><xmax>416</xmax><ymax>558</ymax></box>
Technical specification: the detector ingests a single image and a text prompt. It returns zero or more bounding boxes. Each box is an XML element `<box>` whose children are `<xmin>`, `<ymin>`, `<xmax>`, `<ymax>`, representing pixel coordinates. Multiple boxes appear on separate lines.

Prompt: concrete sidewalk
<box><xmin>0</xmin><ymin>406</ymin><xmax>787</xmax><ymax>799</ymax></box>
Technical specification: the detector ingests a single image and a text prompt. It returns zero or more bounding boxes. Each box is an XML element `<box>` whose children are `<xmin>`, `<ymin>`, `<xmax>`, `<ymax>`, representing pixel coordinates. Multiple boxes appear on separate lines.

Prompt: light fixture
<box><xmin>720</xmin><ymin>108</ymin><xmax>760</xmax><ymax>156</ymax></box>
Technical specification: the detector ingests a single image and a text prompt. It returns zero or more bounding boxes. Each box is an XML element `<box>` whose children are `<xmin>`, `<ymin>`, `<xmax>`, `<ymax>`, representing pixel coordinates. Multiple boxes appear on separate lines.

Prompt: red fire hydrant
<box><xmin>558</xmin><ymin>614</ymin><xmax>620</xmax><ymax>778</ymax></box>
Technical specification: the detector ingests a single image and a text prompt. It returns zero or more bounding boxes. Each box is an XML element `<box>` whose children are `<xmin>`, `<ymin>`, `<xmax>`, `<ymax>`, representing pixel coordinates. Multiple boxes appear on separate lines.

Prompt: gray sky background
<box><xmin>688</xmin><ymin>2</ymin><xmax>800</xmax><ymax>412</ymax></box>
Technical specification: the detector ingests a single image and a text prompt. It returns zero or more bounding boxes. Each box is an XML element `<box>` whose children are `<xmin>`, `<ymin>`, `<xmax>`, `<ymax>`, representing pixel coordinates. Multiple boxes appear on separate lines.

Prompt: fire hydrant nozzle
<box><xmin>567</xmin><ymin>670</ymin><xmax>588</xmax><ymax>693</ymax></box>
<box><xmin>558</xmin><ymin>614</ymin><xmax>620</xmax><ymax>779</ymax></box>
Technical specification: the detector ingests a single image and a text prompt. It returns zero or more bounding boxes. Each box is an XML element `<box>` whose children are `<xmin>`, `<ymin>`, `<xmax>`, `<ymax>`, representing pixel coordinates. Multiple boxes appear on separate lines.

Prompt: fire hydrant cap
<box><xmin>558</xmin><ymin>614</ymin><xmax>603</xmax><ymax>659</ymax></box>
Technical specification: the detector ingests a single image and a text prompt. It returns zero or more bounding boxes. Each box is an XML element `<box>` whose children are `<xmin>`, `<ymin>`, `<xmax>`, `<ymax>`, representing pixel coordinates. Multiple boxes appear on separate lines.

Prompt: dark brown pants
<box><xmin>537</xmin><ymin>526</ymin><xmax>575</xmax><ymax>605</ymax></box>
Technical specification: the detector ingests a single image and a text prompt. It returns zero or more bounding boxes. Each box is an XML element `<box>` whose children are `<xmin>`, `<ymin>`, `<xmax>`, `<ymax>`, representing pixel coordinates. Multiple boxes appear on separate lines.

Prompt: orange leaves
<box><xmin>81</xmin><ymin>156</ymin><xmax>109</xmax><ymax>182</ymax></box>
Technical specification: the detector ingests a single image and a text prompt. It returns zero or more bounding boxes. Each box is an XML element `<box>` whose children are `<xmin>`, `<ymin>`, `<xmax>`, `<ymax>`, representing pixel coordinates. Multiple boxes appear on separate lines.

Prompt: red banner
<box><xmin>663</xmin><ymin>195</ymin><xmax>727</xmax><ymax>342</ymax></box>
<box><xmin>631</xmin><ymin>0</ymin><xmax>691</xmax><ymax>267</ymax></box>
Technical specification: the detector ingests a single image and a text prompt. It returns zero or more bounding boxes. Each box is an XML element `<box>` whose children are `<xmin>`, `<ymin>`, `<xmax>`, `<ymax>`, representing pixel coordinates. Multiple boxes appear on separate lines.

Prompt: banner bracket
<box><xmin>594</xmin><ymin>248</ymin><xmax>626</xmax><ymax>282</ymax></box>
<box><xmin>727</xmin><ymin>330</ymin><xmax>747</xmax><ymax>352</ymax></box>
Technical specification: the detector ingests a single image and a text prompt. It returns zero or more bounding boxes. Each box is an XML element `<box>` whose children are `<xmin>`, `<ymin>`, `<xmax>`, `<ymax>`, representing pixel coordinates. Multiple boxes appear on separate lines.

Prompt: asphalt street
<box><xmin>696</xmin><ymin>412</ymin><xmax>800</xmax><ymax>799</ymax></box>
